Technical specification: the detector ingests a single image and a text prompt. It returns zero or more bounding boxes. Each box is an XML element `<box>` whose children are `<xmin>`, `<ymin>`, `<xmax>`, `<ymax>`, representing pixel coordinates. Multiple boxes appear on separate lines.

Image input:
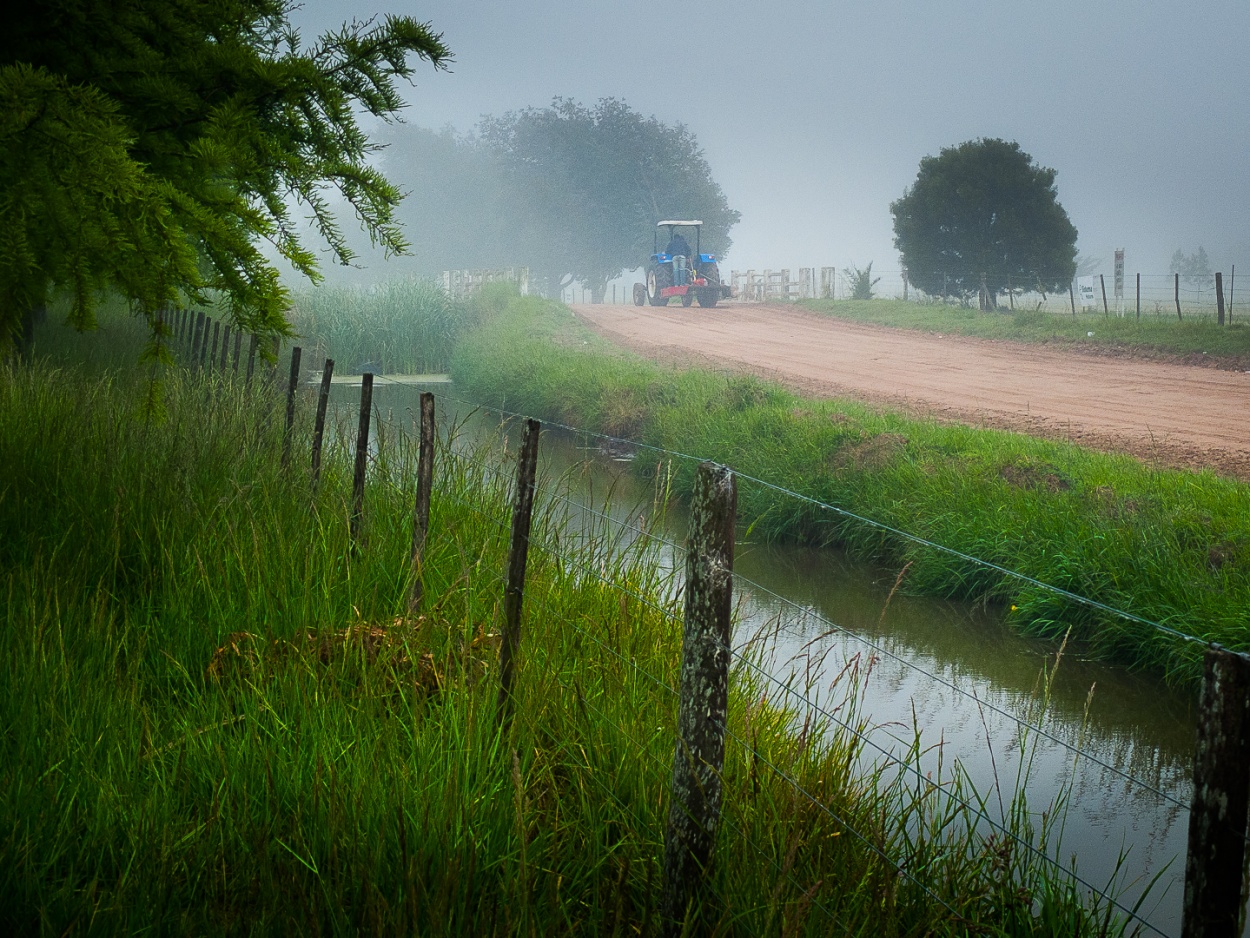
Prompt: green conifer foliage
<box><xmin>0</xmin><ymin>1</ymin><xmax>450</xmax><ymax>353</ymax></box>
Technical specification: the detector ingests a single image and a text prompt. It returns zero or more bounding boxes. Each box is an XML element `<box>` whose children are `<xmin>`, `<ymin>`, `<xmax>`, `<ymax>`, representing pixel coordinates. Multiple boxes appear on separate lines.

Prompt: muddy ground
<box><xmin>571</xmin><ymin>302</ymin><xmax>1250</xmax><ymax>479</ymax></box>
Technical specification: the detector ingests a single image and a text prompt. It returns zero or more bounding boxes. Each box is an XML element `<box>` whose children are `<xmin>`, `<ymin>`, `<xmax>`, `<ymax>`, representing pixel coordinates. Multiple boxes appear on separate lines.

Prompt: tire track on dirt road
<box><xmin>571</xmin><ymin>302</ymin><xmax>1250</xmax><ymax>478</ymax></box>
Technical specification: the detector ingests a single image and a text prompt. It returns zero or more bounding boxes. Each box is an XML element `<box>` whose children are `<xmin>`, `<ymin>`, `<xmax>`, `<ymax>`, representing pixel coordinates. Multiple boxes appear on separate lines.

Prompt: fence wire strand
<box><xmin>440</xmin><ymin>393</ymin><xmax>1215</xmax><ymax>656</ymax></box>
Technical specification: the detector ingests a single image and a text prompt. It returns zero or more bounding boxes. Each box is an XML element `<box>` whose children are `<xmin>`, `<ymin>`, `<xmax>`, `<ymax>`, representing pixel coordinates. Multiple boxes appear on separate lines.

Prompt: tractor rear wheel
<box><xmin>647</xmin><ymin>266</ymin><xmax>671</xmax><ymax>306</ymax></box>
<box><xmin>696</xmin><ymin>261</ymin><xmax>721</xmax><ymax>308</ymax></box>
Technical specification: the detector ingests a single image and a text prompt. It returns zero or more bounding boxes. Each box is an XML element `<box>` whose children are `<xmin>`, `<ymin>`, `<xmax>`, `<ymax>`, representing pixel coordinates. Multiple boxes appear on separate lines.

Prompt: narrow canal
<box><xmin>335</xmin><ymin>378</ymin><xmax>1197</xmax><ymax>936</ymax></box>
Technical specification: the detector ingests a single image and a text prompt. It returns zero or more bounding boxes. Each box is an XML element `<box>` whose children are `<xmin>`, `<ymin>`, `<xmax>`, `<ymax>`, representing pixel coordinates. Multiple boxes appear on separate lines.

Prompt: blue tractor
<box><xmin>634</xmin><ymin>220</ymin><xmax>729</xmax><ymax>308</ymax></box>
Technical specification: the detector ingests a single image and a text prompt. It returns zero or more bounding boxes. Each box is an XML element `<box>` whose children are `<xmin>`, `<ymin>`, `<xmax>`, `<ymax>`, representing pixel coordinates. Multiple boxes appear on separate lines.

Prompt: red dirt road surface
<box><xmin>571</xmin><ymin>302</ymin><xmax>1250</xmax><ymax>479</ymax></box>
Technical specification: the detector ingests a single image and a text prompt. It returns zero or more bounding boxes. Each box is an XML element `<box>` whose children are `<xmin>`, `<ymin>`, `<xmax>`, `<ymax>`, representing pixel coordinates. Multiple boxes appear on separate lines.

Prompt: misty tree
<box><xmin>0</xmin><ymin>0</ymin><xmax>450</xmax><ymax>356</ymax></box>
<box><xmin>476</xmin><ymin>98</ymin><xmax>739</xmax><ymax>301</ymax></box>
<box><xmin>1170</xmin><ymin>247</ymin><xmax>1211</xmax><ymax>286</ymax></box>
<box><xmin>890</xmin><ymin>139</ymin><xmax>1077</xmax><ymax>309</ymax></box>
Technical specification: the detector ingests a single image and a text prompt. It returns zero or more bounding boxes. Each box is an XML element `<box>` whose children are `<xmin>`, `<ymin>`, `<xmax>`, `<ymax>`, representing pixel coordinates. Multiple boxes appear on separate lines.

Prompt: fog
<box><xmin>291</xmin><ymin>0</ymin><xmax>1249</xmax><ymax>282</ymax></box>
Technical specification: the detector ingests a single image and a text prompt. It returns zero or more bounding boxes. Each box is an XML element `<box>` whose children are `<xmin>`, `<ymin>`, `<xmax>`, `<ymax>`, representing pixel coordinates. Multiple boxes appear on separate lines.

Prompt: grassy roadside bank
<box><xmin>453</xmin><ymin>288</ymin><xmax>1250</xmax><ymax>688</ymax></box>
<box><xmin>797</xmin><ymin>298</ymin><xmax>1250</xmax><ymax>365</ymax></box>
<box><xmin>0</xmin><ymin>361</ymin><xmax>1109</xmax><ymax>934</ymax></box>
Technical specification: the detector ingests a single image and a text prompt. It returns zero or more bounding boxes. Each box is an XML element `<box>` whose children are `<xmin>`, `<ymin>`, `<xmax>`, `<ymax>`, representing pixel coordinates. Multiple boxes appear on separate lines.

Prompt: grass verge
<box><xmin>0</xmin><ymin>358</ymin><xmax>1121</xmax><ymax>934</ymax></box>
<box><xmin>797</xmin><ymin>298</ymin><xmax>1250</xmax><ymax>364</ymax></box>
<box><xmin>452</xmin><ymin>287</ymin><xmax>1250</xmax><ymax>688</ymax></box>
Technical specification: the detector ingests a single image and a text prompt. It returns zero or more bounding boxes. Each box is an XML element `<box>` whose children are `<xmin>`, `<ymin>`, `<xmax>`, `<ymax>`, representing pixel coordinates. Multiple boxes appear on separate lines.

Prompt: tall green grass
<box><xmin>452</xmin><ymin>289</ymin><xmax>1250</xmax><ymax>687</ymax></box>
<box><xmin>0</xmin><ymin>360</ymin><xmax>1121</xmax><ymax>934</ymax></box>
<box><xmin>799</xmin><ymin>298</ymin><xmax>1250</xmax><ymax>362</ymax></box>
<box><xmin>288</xmin><ymin>279</ymin><xmax>473</xmax><ymax>374</ymax></box>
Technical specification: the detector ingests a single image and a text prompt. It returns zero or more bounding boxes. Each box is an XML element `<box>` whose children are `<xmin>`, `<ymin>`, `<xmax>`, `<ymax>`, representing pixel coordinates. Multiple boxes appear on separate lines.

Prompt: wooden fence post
<box><xmin>220</xmin><ymin>325</ymin><xmax>231</xmax><ymax>370</ymax></box>
<box><xmin>1182</xmin><ymin>645</ymin><xmax>1250</xmax><ymax>938</ymax></box>
<box><xmin>1069</xmin><ymin>283</ymin><xmax>1076</xmax><ymax>317</ymax></box>
<box><xmin>310</xmin><ymin>359</ymin><xmax>334</xmax><ymax>488</ymax></box>
<box><xmin>281</xmin><ymin>346</ymin><xmax>302</xmax><ymax>469</ymax></box>
<box><xmin>1216</xmin><ymin>272</ymin><xmax>1225</xmax><ymax>326</ymax></box>
<box><xmin>1136</xmin><ymin>272</ymin><xmax>1141</xmax><ymax>320</ymax></box>
<box><xmin>1176</xmin><ymin>273</ymin><xmax>1183</xmax><ymax>321</ymax></box>
<box><xmin>662</xmin><ymin>462</ymin><xmax>737</xmax><ymax>936</ymax></box>
<box><xmin>201</xmin><ymin>318</ymin><xmax>215</xmax><ymax>367</ymax></box>
<box><xmin>497</xmin><ymin>418</ymin><xmax>541</xmax><ymax>728</ymax></box>
<box><xmin>246</xmin><ymin>334</ymin><xmax>258</xmax><ymax>385</ymax></box>
<box><xmin>1229</xmin><ymin>265</ymin><xmax>1235</xmax><ymax>323</ymax></box>
<box><xmin>191</xmin><ymin>312</ymin><xmax>205</xmax><ymax>363</ymax></box>
<box><xmin>348</xmin><ymin>373</ymin><xmax>374</xmax><ymax>552</ymax></box>
<box><xmin>232</xmin><ymin>329</ymin><xmax>242</xmax><ymax>374</ymax></box>
<box><xmin>210</xmin><ymin>320</ymin><xmax>222</xmax><ymax>368</ymax></box>
<box><xmin>407</xmin><ymin>392</ymin><xmax>436</xmax><ymax>616</ymax></box>
<box><xmin>1100</xmin><ymin>274</ymin><xmax>1109</xmax><ymax>317</ymax></box>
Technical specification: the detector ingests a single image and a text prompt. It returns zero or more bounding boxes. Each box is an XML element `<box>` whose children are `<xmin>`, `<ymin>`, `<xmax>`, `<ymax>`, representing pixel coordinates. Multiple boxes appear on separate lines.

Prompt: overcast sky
<box><xmin>294</xmin><ymin>0</ymin><xmax>1248</xmax><ymax>279</ymax></box>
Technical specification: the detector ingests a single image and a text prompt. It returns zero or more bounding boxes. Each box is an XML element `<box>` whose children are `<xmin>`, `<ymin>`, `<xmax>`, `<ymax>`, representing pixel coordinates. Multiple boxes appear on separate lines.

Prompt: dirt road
<box><xmin>572</xmin><ymin>302</ymin><xmax>1250</xmax><ymax>478</ymax></box>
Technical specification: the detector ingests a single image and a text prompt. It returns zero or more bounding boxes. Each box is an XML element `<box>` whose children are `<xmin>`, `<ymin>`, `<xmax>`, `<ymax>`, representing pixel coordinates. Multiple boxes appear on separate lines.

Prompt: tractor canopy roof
<box><xmin>656</xmin><ymin>219</ymin><xmax>703</xmax><ymax>228</ymax></box>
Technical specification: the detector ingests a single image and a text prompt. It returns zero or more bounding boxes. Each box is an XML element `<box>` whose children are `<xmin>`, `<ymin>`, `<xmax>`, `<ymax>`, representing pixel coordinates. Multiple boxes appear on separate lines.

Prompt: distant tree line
<box><xmin>377</xmin><ymin>98</ymin><xmax>740</xmax><ymax>301</ymax></box>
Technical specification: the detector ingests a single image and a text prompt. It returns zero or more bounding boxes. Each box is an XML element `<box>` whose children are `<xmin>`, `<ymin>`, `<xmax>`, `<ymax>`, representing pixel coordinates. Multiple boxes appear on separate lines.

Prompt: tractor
<box><xmin>634</xmin><ymin>220</ymin><xmax>730</xmax><ymax>308</ymax></box>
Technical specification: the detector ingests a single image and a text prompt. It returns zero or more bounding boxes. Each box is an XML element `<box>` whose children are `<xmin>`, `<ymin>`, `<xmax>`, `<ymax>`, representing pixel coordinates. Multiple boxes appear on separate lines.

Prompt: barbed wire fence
<box><xmin>426</xmin><ymin>392</ymin><xmax>1250</xmax><ymax>938</ymax></box>
<box><xmin>167</xmin><ymin>317</ymin><xmax>1250</xmax><ymax>936</ymax></box>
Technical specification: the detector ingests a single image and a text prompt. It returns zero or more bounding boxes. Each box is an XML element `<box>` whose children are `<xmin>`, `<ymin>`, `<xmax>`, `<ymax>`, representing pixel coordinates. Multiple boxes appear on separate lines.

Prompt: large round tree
<box><xmin>890</xmin><ymin>138</ymin><xmax>1077</xmax><ymax>308</ymax></box>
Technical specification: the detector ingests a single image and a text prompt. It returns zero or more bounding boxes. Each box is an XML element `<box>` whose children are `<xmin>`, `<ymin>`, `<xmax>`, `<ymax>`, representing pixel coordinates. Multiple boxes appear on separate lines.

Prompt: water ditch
<box><xmin>332</xmin><ymin>379</ymin><xmax>1197</xmax><ymax>935</ymax></box>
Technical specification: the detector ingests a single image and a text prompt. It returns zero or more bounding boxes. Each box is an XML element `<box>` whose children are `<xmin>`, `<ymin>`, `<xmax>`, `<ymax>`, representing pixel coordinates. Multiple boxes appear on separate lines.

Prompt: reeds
<box><xmin>287</xmin><ymin>279</ymin><xmax>473</xmax><ymax>375</ymax></box>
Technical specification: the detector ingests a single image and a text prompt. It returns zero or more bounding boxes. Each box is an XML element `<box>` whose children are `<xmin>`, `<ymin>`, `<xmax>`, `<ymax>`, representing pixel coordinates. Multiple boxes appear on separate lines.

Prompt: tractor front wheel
<box><xmin>696</xmin><ymin>289</ymin><xmax>719</xmax><ymax>308</ymax></box>
<box><xmin>681</xmin><ymin>292</ymin><xmax>695</xmax><ymax>307</ymax></box>
<box><xmin>632</xmin><ymin>283</ymin><xmax>647</xmax><ymax>306</ymax></box>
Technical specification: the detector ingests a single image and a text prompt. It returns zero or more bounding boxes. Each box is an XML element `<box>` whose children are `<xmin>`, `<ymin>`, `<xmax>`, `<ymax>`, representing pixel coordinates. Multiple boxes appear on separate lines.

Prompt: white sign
<box><xmin>1077</xmin><ymin>276</ymin><xmax>1098</xmax><ymax>308</ymax></box>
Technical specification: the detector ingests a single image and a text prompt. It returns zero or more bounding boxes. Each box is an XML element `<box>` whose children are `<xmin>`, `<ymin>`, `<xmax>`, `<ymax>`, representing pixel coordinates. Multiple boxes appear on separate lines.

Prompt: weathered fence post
<box><xmin>200</xmin><ymin>318</ymin><xmax>213</xmax><ymax>367</ymax></box>
<box><xmin>211</xmin><ymin>321</ymin><xmax>223</xmax><ymax>370</ymax></box>
<box><xmin>407</xmin><ymin>392</ymin><xmax>436</xmax><ymax>616</ymax></box>
<box><xmin>232</xmin><ymin>328</ymin><xmax>242</xmax><ymax>374</ymax></box>
<box><xmin>219</xmin><ymin>325</ymin><xmax>231</xmax><ymax>370</ymax></box>
<box><xmin>246</xmin><ymin>334</ymin><xmax>258</xmax><ymax>385</ymax></box>
<box><xmin>1100</xmin><ymin>274</ymin><xmax>1109</xmax><ymax>317</ymax></box>
<box><xmin>662</xmin><ymin>462</ymin><xmax>737</xmax><ymax>936</ymax></box>
<box><xmin>349</xmin><ymin>373</ymin><xmax>374</xmax><ymax>552</ymax></box>
<box><xmin>1069</xmin><ymin>283</ymin><xmax>1076</xmax><ymax>317</ymax></box>
<box><xmin>497</xmin><ymin>418</ymin><xmax>541</xmax><ymax>728</ymax></box>
<box><xmin>1215</xmin><ymin>272</ymin><xmax>1225</xmax><ymax>326</ymax></box>
<box><xmin>1182</xmin><ymin>645</ymin><xmax>1250</xmax><ymax>938</ymax></box>
<box><xmin>1229</xmin><ymin>265</ymin><xmax>1235</xmax><ymax>323</ymax></box>
<box><xmin>1176</xmin><ymin>273</ymin><xmax>1184</xmax><ymax>321</ymax></box>
<box><xmin>281</xmin><ymin>346</ymin><xmax>302</xmax><ymax>469</ymax></box>
<box><xmin>1136</xmin><ymin>272</ymin><xmax>1141</xmax><ymax>320</ymax></box>
<box><xmin>310</xmin><ymin>358</ymin><xmax>334</xmax><ymax>488</ymax></box>
<box><xmin>191</xmin><ymin>312</ymin><xmax>205</xmax><ymax>363</ymax></box>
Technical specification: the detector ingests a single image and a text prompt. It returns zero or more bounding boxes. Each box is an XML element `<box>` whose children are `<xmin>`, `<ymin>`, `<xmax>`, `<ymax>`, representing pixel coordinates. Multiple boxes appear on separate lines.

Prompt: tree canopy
<box><xmin>0</xmin><ymin>0</ymin><xmax>449</xmax><ymax>353</ymax></box>
<box><xmin>890</xmin><ymin>138</ymin><xmax>1077</xmax><ymax>307</ymax></box>
<box><xmin>380</xmin><ymin>98</ymin><xmax>739</xmax><ymax>300</ymax></box>
<box><xmin>1170</xmin><ymin>246</ymin><xmax>1211</xmax><ymax>286</ymax></box>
